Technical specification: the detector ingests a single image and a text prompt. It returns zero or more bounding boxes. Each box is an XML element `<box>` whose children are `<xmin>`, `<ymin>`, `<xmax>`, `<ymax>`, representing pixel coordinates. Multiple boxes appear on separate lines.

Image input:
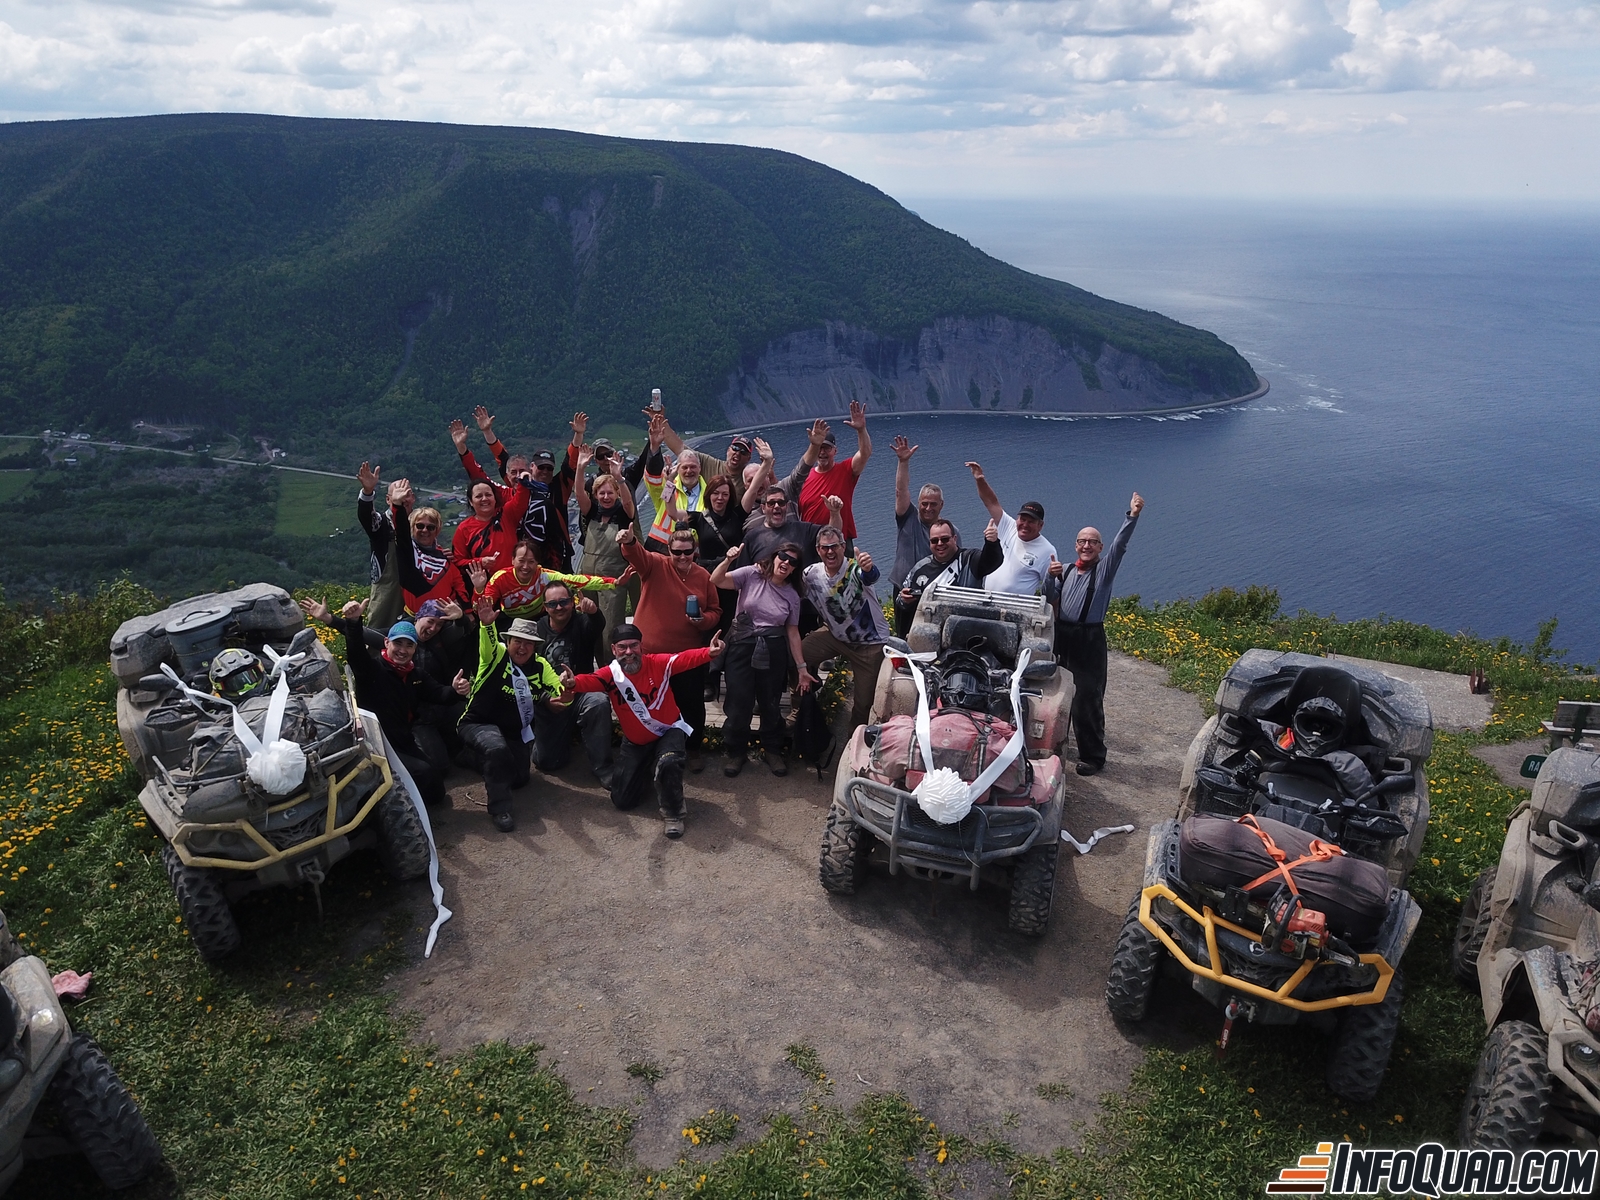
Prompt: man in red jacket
<box><xmin>560</xmin><ymin>624</ymin><xmax>725</xmax><ymax>839</ymax></box>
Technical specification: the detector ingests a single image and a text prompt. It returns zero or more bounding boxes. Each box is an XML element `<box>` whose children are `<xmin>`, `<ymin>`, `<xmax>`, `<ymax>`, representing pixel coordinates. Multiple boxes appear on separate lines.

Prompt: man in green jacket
<box><xmin>456</xmin><ymin>593</ymin><xmax>567</xmax><ymax>832</ymax></box>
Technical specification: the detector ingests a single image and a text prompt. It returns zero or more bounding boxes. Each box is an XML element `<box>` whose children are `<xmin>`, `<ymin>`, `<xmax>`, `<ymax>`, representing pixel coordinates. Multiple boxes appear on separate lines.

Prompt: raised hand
<box><xmin>357</xmin><ymin>461</ymin><xmax>381</xmax><ymax>494</ymax></box>
<box><xmin>436</xmin><ymin>598</ymin><xmax>465</xmax><ymax>621</ymax></box>
<box><xmin>984</xmin><ymin>517</ymin><xmax>999</xmax><ymax>542</ymax></box>
<box><xmin>298</xmin><ymin>596</ymin><xmax>332</xmax><ymax>623</ymax></box>
<box><xmin>452</xmin><ymin>669</ymin><xmax>471</xmax><ymax>697</ymax></box>
<box><xmin>707</xmin><ymin>630</ymin><xmax>726</xmax><ymax>659</ymax></box>
<box><xmin>807</xmin><ymin>419</ymin><xmax>830</xmax><ymax>448</ymax></box>
<box><xmin>578</xmin><ymin>595</ymin><xmax>599</xmax><ymax>615</ymax></box>
<box><xmin>449</xmin><ymin>420</ymin><xmax>469</xmax><ymax>454</ymax></box>
<box><xmin>617</xmin><ymin>524</ymin><xmax>637</xmax><ymax>545</ymax></box>
<box><xmin>1130</xmin><ymin>492</ymin><xmax>1145</xmax><ymax>516</ymax></box>
<box><xmin>845</xmin><ymin>400</ymin><xmax>867</xmax><ymax>430</ymax></box>
<box><xmin>340</xmin><ymin>598</ymin><xmax>367</xmax><ymax>621</ymax></box>
<box><xmin>1048</xmin><ymin>554</ymin><xmax>1065</xmax><ymax>578</ymax></box>
<box><xmin>855</xmin><ymin>549</ymin><xmax>874</xmax><ymax>574</ymax></box>
<box><xmin>605</xmin><ymin>453</ymin><xmax>625</xmax><ymax>479</ymax></box>
<box><xmin>474</xmin><ymin>592</ymin><xmax>496</xmax><ymax>626</ymax></box>
<box><xmin>752</xmin><ymin>436</ymin><xmax>774</xmax><ymax>463</ymax></box>
<box><xmin>577</xmin><ymin>443</ymin><xmax>595</xmax><ymax>470</ymax></box>
<box><xmin>386</xmin><ymin>478</ymin><xmax>409</xmax><ymax>507</ymax></box>
<box><xmin>824</xmin><ymin>494</ymin><xmax>844</xmax><ymax>513</ymax></box>
<box><xmin>966</xmin><ymin>461</ymin><xmax>985</xmax><ymax>480</ymax></box>
<box><xmin>473</xmin><ymin>405</ymin><xmax>495</xmax><ymax>434</ymax></box>
<box><xmin>647</xmin><ymin>413</ymin><xmax>667</xmax><ymax>449</ymax></box>
<box><xmin>469</xmin><ymin>563</ymin><xmax>490</xmax><ymax>593</ymax></box>
<box><xmin>890</xmin><ymin>436</ymin><xmax>916</xmax><ymax>462</ymax></box>
<box><xmin>571</xmin><ymin>411</ymin><xmax>588</xmax><ymax>437</ymax></box>
<box><xmin>724</xmin><ymin>544</ymin><xmax>742</xmax><ymax>562</ymax></box>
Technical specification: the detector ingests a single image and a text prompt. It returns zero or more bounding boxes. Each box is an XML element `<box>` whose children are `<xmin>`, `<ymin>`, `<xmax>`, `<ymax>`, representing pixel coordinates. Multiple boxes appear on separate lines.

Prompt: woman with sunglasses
<box><xmin>616</xmin><ymin>523</ymin><xmax>721</xmax><ymax>772</ymax></box>
<box><xmin>575</xmin><ymin>442</ymin><xmax>637</xmax><ymax>647</ymax></box>
<box><xmin>387</xmin><ymin>478</ymin><xmax>470</xmax><ymax>614</ymax></box>
<box><xmin>710</xmin><ymin>540</ymin><xmax>814</xmax><ymax>777</ymax></box>
<box><xmin>481</xmin><ymin>539</ymin><xmax>618</xmax><ymax>627</ymax></box>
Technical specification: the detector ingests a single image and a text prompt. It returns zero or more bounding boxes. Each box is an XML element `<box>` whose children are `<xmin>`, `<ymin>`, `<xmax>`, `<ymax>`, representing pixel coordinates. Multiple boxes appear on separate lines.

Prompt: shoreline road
<box><xmin>393</xmin><ymin>650</ymin><xmax>1211</xmax><ymax>1165</ymax></box>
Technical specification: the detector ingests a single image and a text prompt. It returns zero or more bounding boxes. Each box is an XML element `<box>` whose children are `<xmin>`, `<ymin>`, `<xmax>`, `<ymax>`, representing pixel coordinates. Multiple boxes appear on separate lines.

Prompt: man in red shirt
<box><xmin>560</xmin><ymin>624</ymin><xmax>726</xmax><ymax>838</ymax></box>
<box><xmin>788</xmin><ymin>402</ymin><xmax>872</xmax><ymax>540</ymax></box>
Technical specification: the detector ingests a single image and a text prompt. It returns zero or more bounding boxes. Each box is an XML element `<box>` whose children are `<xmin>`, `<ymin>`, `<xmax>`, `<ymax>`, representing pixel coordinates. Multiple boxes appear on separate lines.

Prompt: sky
<box><xmin>2</xmin><ymin>0</ymin><xmax>1598</xmax><ymax>203</ymax></box>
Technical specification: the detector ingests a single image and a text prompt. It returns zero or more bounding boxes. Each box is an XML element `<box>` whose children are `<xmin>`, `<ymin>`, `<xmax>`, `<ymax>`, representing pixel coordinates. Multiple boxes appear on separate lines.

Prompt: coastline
<box><xmin>685</xmin><ymin>374</ymin><xmax>1270</xmax><ymax>448</ymax></box>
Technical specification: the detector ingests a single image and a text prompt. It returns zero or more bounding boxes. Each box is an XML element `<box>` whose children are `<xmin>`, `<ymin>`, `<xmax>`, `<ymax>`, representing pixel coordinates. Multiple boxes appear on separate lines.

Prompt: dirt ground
<box><xmin>392</xmin><ymin>651</ymin><xmax>1205</xmax><ymax>1164</ymax></box>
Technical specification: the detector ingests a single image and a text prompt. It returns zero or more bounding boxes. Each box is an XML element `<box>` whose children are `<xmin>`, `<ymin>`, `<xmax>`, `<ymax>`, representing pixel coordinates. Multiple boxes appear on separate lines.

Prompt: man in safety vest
<box><xmin>559</xmin><ymin>623</ymin><xmax>725</xmax><ymax>839</ymax></box>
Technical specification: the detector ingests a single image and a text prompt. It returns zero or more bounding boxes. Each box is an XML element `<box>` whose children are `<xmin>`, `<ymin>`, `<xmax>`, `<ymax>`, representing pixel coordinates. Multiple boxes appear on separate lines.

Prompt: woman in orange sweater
<box><xmin>617</xmin><ymin>524</ymin><xmax>721</xmax><ymax>771</ymax></box>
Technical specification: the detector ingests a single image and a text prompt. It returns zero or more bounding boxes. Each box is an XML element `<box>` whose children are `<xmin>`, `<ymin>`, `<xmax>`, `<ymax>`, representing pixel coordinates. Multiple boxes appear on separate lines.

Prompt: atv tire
<box><xmin>1458</xmin><ymin>1019</ymin><xmax>1552</xmax><ymax>1149</ymax></box>
<box><xmin>819</xmin><ymin>801</ymin><xmax>869</xmax><ymax>895</ymax></box>
<box><xmin>161</xmin><ymin>842</ymin><xmax>240</xmax><ymax>963</ymax></box>
<box><xmin>1106</xmin><ymin>896</ymin><xmax>1164</xmax><ymax>1023</ymax></box>
<box><xmin>1325</xmin><ymin>969</ymin><xmax>1404</xmax><ymax>1103</ymax></box>
<box><xmin>376</xmin><ymin>789</ymin><xmax>431</xmax><ymax>882</ymax></box>
<box><xmin>1451</xmin><ymin>865</ymin><xmax>1497</xmax><ymax>987</ymax></box>
<box><xmin>1007</xmin><ymin>839</ymin><xmax>1059</xmax><ymax>936</ymax></box>
<box><xmin>48</xmin><ymin>1035</ymin><xmax>162</xmax><ymax>1189</ymax></box>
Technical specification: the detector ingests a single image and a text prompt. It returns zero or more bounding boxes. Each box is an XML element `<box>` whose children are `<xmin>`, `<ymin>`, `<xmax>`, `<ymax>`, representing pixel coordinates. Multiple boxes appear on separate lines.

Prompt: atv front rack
<box><xmin>169</xmin><ymin>752</ymin><xmax>394</xmax><ymax>871</ymax></box>
<box><xmin>1138</xmin><ymin>883</ymin><xmax>1395</xmax><ymax>1011</ymax></box>
<box><xmin>843</xmin><ymin>777</ymin><xmax>1045</xmax><ymax>891</ymax></box>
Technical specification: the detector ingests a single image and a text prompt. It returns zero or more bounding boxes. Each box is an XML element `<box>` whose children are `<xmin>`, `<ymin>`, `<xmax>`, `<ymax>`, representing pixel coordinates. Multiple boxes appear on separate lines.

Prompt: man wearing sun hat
<box><xmin>455</xmin><ymin>593</ymin><xmax>569</xmax><ymax>832</ymax></box>
<box><xmin>298</xmin><ymin>596</ymin><xmax>457</xmax><ymax>807</ymax></box>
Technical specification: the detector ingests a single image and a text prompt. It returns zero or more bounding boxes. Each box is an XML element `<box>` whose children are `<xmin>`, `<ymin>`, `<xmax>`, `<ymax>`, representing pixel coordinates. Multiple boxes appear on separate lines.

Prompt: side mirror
<box><xmin>1521</xmin><ymin>754</ymin><xmax>1547</xmax><ymax>780</ymax></box>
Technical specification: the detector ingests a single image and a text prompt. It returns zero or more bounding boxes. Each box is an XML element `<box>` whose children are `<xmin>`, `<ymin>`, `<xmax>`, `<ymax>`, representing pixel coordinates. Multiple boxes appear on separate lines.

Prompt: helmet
<box><xmin>210</xmin><ymin>648</ymin><xmax>264</xmax><ymax>699</ymax></box>
<box><xmin>936</xmin><ymin>651</ymin><xmax>992</xmax><ymax>713</ymax></box>
<box><xmin>1290</xmin><ymin>696</ymin><xmax>1346</xmax><ymax>758</ymax></box>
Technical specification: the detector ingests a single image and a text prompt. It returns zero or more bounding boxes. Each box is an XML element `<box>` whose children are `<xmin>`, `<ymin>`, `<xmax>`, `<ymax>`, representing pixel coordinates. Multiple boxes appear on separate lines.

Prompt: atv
<box><xmin>1454</xmin><ymin>736</ymin><xmax>1600</xmax><ymax>1148</ymax></box>
<box><xmin>1106</xmin><ymin>651</ymin><xmax>1434</xmax><ymax>1102</ymax></box>
<box><xmin>818</xmin><ymin>582</ymin><xmax>1073</xmax><ymax>935</ymax></box>
<box><xmin>0</xmin><ymin>911</ymin><xmax>161</xmax><ymax>1193</ymax></box>
<box><xmin>112</xmin><ymin>584</ymin><xmax>430</xmax><ymax>963</ymax></box>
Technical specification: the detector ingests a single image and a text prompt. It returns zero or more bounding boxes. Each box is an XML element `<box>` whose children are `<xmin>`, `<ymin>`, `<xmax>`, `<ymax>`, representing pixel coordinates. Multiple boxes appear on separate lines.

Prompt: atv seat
<box><xmin>941</xmin><ymin>616</ymin><xmax>1019</xmax><ymax>667</ymax></box>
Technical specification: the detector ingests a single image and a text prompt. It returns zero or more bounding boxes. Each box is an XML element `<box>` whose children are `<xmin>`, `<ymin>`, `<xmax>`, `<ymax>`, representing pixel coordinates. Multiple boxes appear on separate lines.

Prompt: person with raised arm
<box><xmin>575</xmin><ymin>442</ymin><xmax>635</xmax><ymax>646</ymax></box>
<box><xmin>737</xmin><ymin>460</ymin><xmax>843</xmax><ymax>570</ymax></box>
<box><xmin>801</xmin><ymin>528</ymin><xmax>890</xmax><ymax>734</ymax></box>
<box><xmin>645</xmin><ymin>397</ymin><xmax>754</xmax><ymax>482</ymax></box>
<box><xmin>530</xmin><ymin>580</ymin><xmax>613</xmax><ymax>787</ymax></box>
<box><xmin>450</xmin><ymin>437</ymin><xmax>532</xmax><ymax>578</ymax></box>
<box><xmin>481</xmin><ymin>538</ymin><xmax>617</xmax><ymax>625</ymax></box>
<box><xmin>964</xmin><ymin>460</ymin><xmax>1057</xmax><ymax>597</ymax></box>
<box><xmin>642</xmin><ymin>439</ymin><xmax>710</xmax><ymax>551</ymax></box>
<box><xmin>386</xmin><ymin>477</ymin><xmax>469</xmax><ymax>615</ymax></box>
<box><xmin>615</xmin><ymin>523</ymin><xmax>721</xmax><ymax>772</ymax></box>
<box><xmin>711</xmin><ymin>536</ymin><xmax>815</xmax><ymax>778</ymax></box>
<box><xmin>299</xmin><ymin>597</ymin><xmax>456</xmax><ymax>806</ymax></box>
<box><xmin>557</xmin><ymin>625</ymin><xmax>726</xmax><ymax>839</ymax></box>
<box><xmin>356</xmin><ymin>460</ymin><xmax>406</xmax><ymax>630</ymax></box>
<box><xmin>787</xmin><ymin>402</ymin><xmax>872</xmax><ymax>542</ymax></box>
<box><xmin>1045</xmin><ymin>492</ymin><xmax>1145</xmax><ymax>777</ymax></box>
<box><xmin>893</xmin><ymin>517</ymin><xmax>1004</xmax><ymax>636</ymax></box>
<box><xmin>456</xmin><ymin>591</ymin><xmax>568</xmax><ymax>832</ymax></box>
<box><xmin>888</xmin><ymin>436</ymin><xmax>956</xmax><ymax>591</ymax></box>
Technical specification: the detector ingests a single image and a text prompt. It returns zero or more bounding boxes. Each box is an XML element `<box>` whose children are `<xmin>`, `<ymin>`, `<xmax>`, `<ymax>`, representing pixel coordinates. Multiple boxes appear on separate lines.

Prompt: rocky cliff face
<box><xmin>717</xmin><ymin>316</ymin><xmax>1246</xmax><ymax>422</ymax></box>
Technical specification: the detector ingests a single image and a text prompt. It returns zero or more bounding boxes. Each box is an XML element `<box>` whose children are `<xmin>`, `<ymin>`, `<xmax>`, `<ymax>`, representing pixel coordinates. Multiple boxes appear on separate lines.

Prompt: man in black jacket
<box><xmin>531</xmin><ymin>581</ymin><xmax>613</xmax><ymax>785</ymax></box>
<box><xmin>300</xmin><ymin>597</ymin><xmax>456</xmax><ymax>805</ymax></box>
<box><xmin>893</xmin><ymin>518</ymin><xmax>1004</xmax><ymax>635</ymax></box>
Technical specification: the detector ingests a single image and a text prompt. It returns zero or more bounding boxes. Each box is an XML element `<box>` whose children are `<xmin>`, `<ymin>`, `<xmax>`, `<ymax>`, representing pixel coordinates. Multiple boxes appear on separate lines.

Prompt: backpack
<box><xmin>791</xmin><ymin>687</ymin><xmax>838</xmax><ymax>780</ymax></box>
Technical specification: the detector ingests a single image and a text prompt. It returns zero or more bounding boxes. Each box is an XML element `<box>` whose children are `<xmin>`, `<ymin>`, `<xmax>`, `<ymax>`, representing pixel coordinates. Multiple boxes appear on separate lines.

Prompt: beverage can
<box><xmin>686</xmin><ymin>594</ymin><xmax>700</xmax><ymax>619</ymax></box>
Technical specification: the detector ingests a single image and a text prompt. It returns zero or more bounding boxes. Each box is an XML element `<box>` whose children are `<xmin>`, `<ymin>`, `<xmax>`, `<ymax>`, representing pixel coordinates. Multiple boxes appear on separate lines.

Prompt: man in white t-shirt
<box><xmin>964</xmin><ymin>461</ymin><xmax>1056</xmax><ymax>596</ymax></box>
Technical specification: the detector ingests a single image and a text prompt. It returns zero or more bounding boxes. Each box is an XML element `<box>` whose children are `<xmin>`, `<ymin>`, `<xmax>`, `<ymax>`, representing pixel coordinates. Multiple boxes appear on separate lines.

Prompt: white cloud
<box><xmin>1</xmin><ymin>0</ymin><xmax>1596</xmax><ymax>200</ymax></box>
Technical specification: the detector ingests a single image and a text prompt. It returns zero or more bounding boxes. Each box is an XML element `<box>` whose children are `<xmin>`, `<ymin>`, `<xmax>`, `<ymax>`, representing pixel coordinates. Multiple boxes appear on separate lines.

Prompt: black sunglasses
<box><xmin>545</xmin><ymin>597</ymin><xmax>572</xmax><ymax>607</ymax></box>
<box><xmin>776</xmin><ymin>554</ymin><xmax>800</xmax><ymax>566</ymax></box>
<box><xmin>670</xmin><ymin>548</ymin><xmax>697</xmax><ymax>558</ymax></box>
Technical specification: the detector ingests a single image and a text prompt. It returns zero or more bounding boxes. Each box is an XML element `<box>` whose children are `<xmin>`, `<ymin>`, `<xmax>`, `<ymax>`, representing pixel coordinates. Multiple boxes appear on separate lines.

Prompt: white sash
<box><xmin>510</xmin><ymin>664</ymin><xmax>537</xmax><ymax>743</ymax></box>
<box><xmin>608</xmin><ymin>658</ymin><xmax>693</xmax><ymax>738</ymax></box>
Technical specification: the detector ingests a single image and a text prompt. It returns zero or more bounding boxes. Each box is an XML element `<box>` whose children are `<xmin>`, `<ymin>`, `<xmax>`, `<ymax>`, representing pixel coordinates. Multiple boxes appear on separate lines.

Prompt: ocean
<box><xmin>742</xmin><ymin>199</ymin><xmax>1600</xmax><ymax>662</ymax></box>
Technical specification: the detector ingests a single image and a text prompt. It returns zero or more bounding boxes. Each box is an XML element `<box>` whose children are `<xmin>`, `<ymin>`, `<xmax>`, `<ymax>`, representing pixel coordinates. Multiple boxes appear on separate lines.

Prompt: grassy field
<box><xmin>0</xmin><ymin>470</ymin><xmax>31</xmax><ymax>504</ymax></box>
<box><xmin>274</xmin><ymin>472</ymin><xmax>357</xmax><ymax>538</ymax></box>
<box><xmin>3</xmin><ymin>582</ymin><xmax>1595</xmax><ymax>1197</ymax></box>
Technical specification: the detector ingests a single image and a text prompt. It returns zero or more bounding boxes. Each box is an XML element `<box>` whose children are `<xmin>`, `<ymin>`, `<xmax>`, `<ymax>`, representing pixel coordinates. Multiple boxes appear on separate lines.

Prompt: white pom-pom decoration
<box><xmin>915</xmin><ymin>766</ymin><xmax>973</xmax><ymax>825</ymax></box>
<box><xmin>247</xmin><ymin>738</ymin><xmax>308</xmax><ymax>795</ymax></box>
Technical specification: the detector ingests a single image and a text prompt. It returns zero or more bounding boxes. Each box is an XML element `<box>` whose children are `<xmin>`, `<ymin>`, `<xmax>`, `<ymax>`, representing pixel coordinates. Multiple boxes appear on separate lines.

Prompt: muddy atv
<box><xmin>1106</xmin><ymin>652</ymin><xmax>1434</xmax><ymax>1102</ymax></box>
<box><xmin>1454</xmin><ymin>738</ymin><xmax>1600</xmax><ymax>1149</ymax></box>
<box><xmin>0</xmin><ymin>911</ymin><xmax>161</xmax><ymax>1193</ymax></box>
<box><xmin>819</xmin><ymin>583</ymin><xmax>1073</xmax><ymax>936</ymax></box>
<box><xmin>112</xmin><ymin>584</ymin><xmax>429</xmax><ymax>963</ymax></box>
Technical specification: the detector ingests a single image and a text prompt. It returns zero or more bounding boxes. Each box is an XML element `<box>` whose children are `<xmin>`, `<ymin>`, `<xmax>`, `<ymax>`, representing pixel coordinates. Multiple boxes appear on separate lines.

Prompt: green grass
<box><xmin>0</xmin><ymin>470</ymin><xmax>31</xmax><ymax>503</ymax></box>
<box><xmin>274</xmin><ymin>471</ymin><xmax>356</xmax><ymax>538</ymax></box>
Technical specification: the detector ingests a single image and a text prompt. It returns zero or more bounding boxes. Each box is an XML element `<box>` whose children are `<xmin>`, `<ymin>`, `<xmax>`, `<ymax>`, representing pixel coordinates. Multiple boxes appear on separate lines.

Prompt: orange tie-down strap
<box><xmin>1235</xmin><ymin>813</ymin><xmax>1345</xmax><ymax>896</ymax></box>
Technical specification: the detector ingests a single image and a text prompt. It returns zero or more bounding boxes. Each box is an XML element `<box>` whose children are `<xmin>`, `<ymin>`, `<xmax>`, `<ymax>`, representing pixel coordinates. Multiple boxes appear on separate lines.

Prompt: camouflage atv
<box><xmin>112</xmin><ymin>584</ymin><xmax>429</xmax><ymax>962</ymax></box>
<box><xmin>819</xmin><ymin>583</ymin><xmax>1074</xmax><ymax>935</ymax></box>
<box><xmin>0</xmin><ymin>911</ymin><xmax>161</xmax><ymax>1193</ymax></box>
<box><xmin>1455</xmin><ymin>739</ymin><xmax>1600</xmax><ymax>1148</ymax></box>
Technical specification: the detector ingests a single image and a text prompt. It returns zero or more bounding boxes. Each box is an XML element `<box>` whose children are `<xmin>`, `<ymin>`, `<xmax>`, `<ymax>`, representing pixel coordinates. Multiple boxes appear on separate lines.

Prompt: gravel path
<box><xmin>394</xmin><ymin>651</ymin><xmax>1206</xmax><ymax>1162</ymax></box>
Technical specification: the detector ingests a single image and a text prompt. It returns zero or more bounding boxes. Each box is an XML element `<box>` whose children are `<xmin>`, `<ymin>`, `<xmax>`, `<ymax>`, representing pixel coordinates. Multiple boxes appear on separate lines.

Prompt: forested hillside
<box><xmin>0</xmin><ymin>114</ymin><xmax>1256</xmax><ymax>476</ymax></box>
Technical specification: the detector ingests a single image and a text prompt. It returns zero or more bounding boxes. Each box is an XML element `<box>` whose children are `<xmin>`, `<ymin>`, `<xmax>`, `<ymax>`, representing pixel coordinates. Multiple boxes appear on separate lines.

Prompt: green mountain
<box><xmin>0</xmin><ymin>113</ymin><xmax>1257</xmax><ymax>475</ymax></box>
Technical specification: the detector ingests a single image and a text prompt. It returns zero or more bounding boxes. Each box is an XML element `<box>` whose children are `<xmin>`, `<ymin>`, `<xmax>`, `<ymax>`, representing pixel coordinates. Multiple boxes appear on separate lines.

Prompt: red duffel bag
<box><xmin>866</xmin><ymin>710</ymin><xmax>1032</xmax><ymax>805</ymax></box>
<box><xmin>1177</xmin><ymin>813</ymin><xmax>1391</xmax><ymax>944</ymax></box>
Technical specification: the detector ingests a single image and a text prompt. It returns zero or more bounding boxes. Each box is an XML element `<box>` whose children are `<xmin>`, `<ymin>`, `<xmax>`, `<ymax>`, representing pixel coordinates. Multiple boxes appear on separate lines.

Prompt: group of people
<box><xmin>306</xmin><ymin>399</ymin><xmax>1143</xmax><ymax>839</ymax></box>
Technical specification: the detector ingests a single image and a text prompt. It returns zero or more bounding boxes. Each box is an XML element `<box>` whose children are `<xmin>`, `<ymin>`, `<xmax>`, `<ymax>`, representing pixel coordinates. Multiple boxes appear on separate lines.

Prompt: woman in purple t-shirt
<box><xmin>710</xmin><ymin>541</ymin><xmax>815</xmax><ymax>777</ymax></box>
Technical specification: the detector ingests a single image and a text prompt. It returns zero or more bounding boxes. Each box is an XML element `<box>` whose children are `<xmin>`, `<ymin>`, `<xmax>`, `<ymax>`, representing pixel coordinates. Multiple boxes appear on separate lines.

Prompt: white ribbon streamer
<box><xmin>1060</xmin><ymin>823</ymin><xmax>1137</xmax><ymax>855</ymax></box>
<box><xmin>360</xmin><ymin>711</ymin><xmax>452</xmax><ymax>957</ymax></box>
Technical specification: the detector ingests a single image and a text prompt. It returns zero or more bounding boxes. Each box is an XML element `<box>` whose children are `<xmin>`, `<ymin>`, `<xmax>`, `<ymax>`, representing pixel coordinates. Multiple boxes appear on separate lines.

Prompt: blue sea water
<box><xmin>743</xmin><ymin>200</ymin><xmax>1600</xmax><ymax>662</ymax></box>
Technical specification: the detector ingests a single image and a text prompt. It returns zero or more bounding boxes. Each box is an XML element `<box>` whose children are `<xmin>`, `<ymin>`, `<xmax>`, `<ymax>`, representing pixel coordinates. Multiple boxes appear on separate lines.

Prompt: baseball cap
<box><xmin>729</xmin><ymin>436</ymin><xmax>752</xmax><ymax>453</ymax></box>
<box><xmin>1018</xmin><ymin>501</ymin><xmax>1046</xmax><ymax>520</ymax></box>
<box><xmin>387</xmin><ymin>620</ymin><xmax>419</xmax><ymax>643</ymax></box>
<box><xmin>531</xmin><ymin>449</ymin><xmax>556</xmax><ymax>465</ymax></box>
<box><xmin>593</xmin><ymin>436</ymin><xmax>616</xmax><ymax>455</ymax></box>
<box><xmin>821</xmin><ymin>430</ymin><xmax>838</xmax><ymax>446</ymax></box>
